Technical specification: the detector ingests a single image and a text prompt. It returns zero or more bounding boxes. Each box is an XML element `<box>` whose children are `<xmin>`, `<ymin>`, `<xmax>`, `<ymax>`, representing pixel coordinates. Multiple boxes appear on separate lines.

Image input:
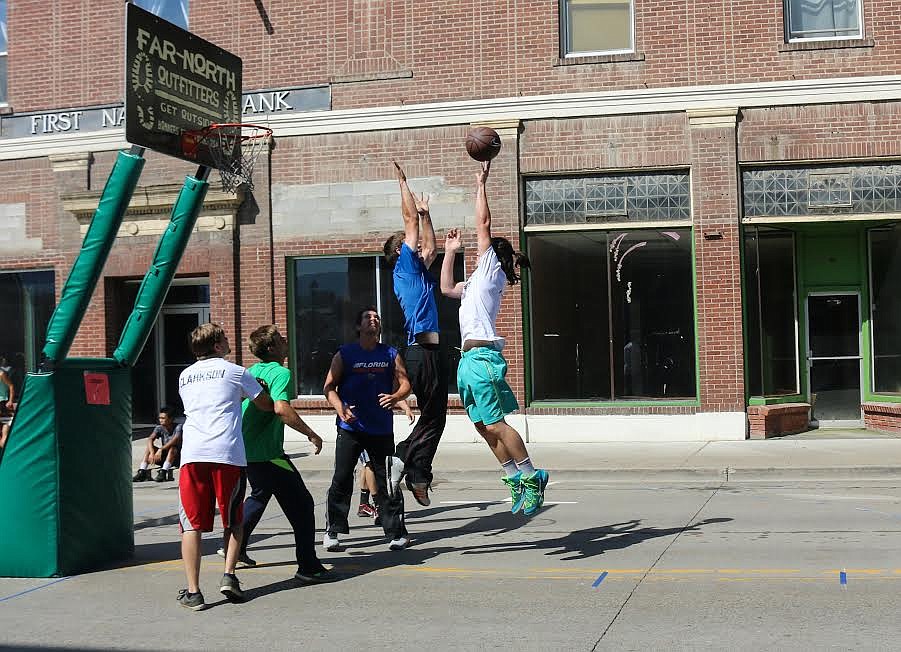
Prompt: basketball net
<box><xmin>183</xmin><ymin>123</ymin><xmax>272</xmax><ymax>193</ymax></box>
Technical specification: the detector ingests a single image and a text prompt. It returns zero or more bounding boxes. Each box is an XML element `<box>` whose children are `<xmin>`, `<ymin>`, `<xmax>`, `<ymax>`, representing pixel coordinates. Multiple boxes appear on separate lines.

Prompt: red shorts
<box><xmin>178</xmin><ymin>462</ymin><xmax>246</xmax><ymax>533</ymax></box>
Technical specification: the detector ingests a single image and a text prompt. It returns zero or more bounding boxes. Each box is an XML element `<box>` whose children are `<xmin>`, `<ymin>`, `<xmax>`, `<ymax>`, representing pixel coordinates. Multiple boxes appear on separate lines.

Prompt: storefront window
<box><xmin>528</xmin><ymin>229</ymin><xmax>695</xmax><ymax>401</ymax></box>
<box><xmin>869</xmin><ymin>228</ymin><xmax>901</xmax><ymax>394</ymax></box>
<box><xmin>291</xmin><ymin>254</ymin><xmax>462</xmax><ymax>396</ymax></box>
<box><xmin>0</xmin><ymin>270</ymin><xmax>55</xmax><ymax>397</ymax></box>
<box><xmin>744</xmin><ymin>227</ymin><xmax>799</xmax><ymax>396</ymax></box>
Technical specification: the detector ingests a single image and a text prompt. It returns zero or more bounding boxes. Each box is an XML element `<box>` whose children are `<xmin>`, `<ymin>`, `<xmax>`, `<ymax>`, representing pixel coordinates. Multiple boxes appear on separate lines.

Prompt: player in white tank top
<box><xmin>440</xmin><ymin>160</ymin><xmax>549</xmax><ymax>517</ymax></box>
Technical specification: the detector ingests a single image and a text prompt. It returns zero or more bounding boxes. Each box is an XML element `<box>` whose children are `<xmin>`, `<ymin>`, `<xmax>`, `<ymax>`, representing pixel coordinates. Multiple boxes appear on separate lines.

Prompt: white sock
<box><xmin>516</xmin><ymin>457</ymin><xmax>535</xmax><ymax>475</ymax></box>
<box><xmin>162</xmin><ymin>461</ymin><xmax>172</xmax><ymax>471</ymax></box>
<box><xmin>139</xmin><ymin>462</ymin><xmax>149</xmax><ymax>470</ymax></box>
<box><xmin>501</xmin><ymin>459</ymin><xmax>519</xmax><ymax>477</ymax></box>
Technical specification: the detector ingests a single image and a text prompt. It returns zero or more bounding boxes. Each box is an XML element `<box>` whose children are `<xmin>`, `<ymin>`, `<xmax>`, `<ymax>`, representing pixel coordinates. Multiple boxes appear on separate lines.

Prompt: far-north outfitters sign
<box><xmin>124</xmin><ymin>2</ymin><xmax>242</xmax><ymax>166</ymax></box>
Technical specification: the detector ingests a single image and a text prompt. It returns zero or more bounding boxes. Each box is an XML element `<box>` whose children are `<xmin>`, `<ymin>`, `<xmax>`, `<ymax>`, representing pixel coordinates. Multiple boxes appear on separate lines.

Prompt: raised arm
<box><xmin>416</xmin><ymin>192</ymin><xmax>438</xmax><ymax>267</ymax></box>
<box><xmin>394</xmin><ymin>161</ymin><xmax>420</xmax><ymax>252</ymax></box>
<box><xmin>475</xmin><ymin>160</ymin><xmax>492</xmax><ymax>256</ymax></box>
<box><xmin>441</xmin><ymin>228</ymin><xmax>464</xmax><ymax>299</ymax></box>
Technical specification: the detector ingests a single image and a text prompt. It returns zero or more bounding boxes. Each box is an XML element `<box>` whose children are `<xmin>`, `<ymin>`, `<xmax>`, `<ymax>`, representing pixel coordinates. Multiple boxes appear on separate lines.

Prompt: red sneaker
<box><xmin>357</xmin><ymin>503</ymin><xmax>376</xmax><ymax>518</ymax></box>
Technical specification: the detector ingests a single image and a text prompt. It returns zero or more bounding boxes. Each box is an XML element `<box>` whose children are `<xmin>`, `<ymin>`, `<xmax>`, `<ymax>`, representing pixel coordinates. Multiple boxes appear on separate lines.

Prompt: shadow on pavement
<box><xmin>456</xmin><ymin>516</ymin><xmax>734</xmax><ymax>560</ymax></box>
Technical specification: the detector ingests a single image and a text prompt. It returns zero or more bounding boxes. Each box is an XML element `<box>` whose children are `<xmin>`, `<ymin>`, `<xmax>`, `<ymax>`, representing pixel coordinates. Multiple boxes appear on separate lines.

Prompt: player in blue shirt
<box><xmin>382</xmin><ymin>161</ymin><xmax>448</xmax><ymax>507</ymax></box>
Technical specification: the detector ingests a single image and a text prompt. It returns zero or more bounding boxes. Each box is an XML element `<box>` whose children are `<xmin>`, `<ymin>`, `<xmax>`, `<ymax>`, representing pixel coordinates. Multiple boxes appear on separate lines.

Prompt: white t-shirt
<box><xmin>178</xmin><ymin>357</ymin><xmax>263</xmax><ymax>466</ymax></box>
<box><xmin>459</xmin><ymin>246</ymin><xmax>507</xmax><ymax>351</ymax></box>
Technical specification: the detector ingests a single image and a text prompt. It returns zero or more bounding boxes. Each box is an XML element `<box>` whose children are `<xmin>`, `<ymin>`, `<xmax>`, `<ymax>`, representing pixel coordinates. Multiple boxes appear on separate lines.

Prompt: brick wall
<box><xmin>688</xmin><ymin>112</ymin><xmax>745</xmax><ymax>412</ymax></box>
<box><xmin>11</xmin><ymin>2</ymin><xmax>901</xmax><ymax>113</ymax></box>
<box><xmin>269</xmin><ymin>124</ymin><xmax>526</xmax><ymax>401</ymax></box>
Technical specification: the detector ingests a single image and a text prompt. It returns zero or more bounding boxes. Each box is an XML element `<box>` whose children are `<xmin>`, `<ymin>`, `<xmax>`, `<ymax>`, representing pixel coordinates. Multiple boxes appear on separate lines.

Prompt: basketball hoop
<box><xmin>182</xmin><ymin>123</ymin><xmax>272</xmax><ymax>193</ymax></box>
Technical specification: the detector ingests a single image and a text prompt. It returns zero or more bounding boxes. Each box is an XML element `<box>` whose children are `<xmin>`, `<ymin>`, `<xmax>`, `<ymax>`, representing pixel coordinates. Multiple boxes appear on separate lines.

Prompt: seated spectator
<box><xmin>133</xmin><ymin>406</ymin><xmax>183</xmax><ymax>482</ymax></box>
<box><xmin>0</xmin><ymin>355</ymin><xmax>15</xmax><ymax>417</ymax></box>
<box><xmin>0</xmin><ymin>356</ymin><xmax>14</xmax><ymax>452</ymax></box>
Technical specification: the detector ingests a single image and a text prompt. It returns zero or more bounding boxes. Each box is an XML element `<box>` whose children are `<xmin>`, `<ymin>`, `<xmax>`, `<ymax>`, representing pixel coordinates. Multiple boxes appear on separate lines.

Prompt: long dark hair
<box><xmin>491</xmin><ymin>237</ymin><xmax>530</xmax><ymax>285</ymax></box>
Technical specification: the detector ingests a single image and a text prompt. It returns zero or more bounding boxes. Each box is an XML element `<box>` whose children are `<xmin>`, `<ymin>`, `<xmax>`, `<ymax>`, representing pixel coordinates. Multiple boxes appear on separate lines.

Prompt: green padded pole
<box><xmin>113</xmin><ymin>174</ymin><xmax>209</xmax><ymax>367</ymax></box>
<box><xmin>42</xmin><ymin>151</ymin><xmax>145</xmax><ymax>364</ymax></box>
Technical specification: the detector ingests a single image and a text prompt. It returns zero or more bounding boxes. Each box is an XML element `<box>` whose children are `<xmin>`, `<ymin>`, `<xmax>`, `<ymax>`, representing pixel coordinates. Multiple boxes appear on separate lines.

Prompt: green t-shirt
<box><xmin>242</xmin><ymin>361</ymin><xmax>291</xmax><ymax>463</ymax></box>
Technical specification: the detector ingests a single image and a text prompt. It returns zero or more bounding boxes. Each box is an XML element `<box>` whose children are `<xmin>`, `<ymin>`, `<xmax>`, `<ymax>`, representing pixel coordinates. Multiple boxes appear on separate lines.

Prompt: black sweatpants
<box><xmin>326</xmin><ymin>428</ymin><xmax>406</xmax><ymax>540</ymax></box>
<box><xmin>394</xmin><ymin>342</ymin><xmax>448</xmax><ymax>485</ymax></box>
<box><xmin>240</xmin><ymin>457</ymin><xmax>323</xmax><ymax>574</ymax></box>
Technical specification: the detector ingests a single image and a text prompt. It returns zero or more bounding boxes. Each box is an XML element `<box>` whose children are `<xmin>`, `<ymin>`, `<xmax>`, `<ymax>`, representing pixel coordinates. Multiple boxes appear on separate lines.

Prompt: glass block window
<box><xmin>525</xmin><ymin>172</ymin><xmax>691</xmax><ymax>226</ymax></box>
<box><xmin>743</xmin><ymin>164</ymin><xmax>901</xmax><ymax>218</ymax></box>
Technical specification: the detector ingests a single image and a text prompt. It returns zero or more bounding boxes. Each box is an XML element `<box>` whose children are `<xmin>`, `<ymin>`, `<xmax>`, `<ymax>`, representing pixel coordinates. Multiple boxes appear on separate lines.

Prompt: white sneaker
<box><xmin>323</xmin><ymin>532</ymin><xmax>340</xmax><ymax>551</ymax></box>
<box><xmin>388</xmin><ymin>537</ymin><xmax>409</xmax><ymax>551</ymax></box>
<box><xmin>386</xmin><ymin>456</ymin><xmax>404</xmax><ymax>497</ymax></box>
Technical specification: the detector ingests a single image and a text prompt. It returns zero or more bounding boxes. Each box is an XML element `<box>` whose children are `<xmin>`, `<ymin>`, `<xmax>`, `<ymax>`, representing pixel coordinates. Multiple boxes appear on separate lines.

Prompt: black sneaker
<box><xmin>132</xmin><ymin>469</ymin><xmax>150</xmax><ymax>482</ymax></box>
<box><xmin>219</xmin><ymin>573</ymin><xmax>244</xmax><ymax>602</ymax></box>
<box><xmin>154</xmin><ymin>470</ymin><xmax>172</xmax><ymax>482</ymax></box>
<box><xmin>294</xmin><ymin>566</ymin><xmax>339</xmax><ymax>583</ymax></box>
<box><xmin>177</xmin><ymin>588</ymin><xmax>205</xmax><ymax>611</ymax></box>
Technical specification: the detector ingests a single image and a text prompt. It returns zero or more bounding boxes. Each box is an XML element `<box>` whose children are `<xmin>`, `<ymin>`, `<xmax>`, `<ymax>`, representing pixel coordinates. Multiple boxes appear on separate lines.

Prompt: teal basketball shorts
<box><xmin>457</xmin><ymin>346</ymin><xmax>519</xmax><ymax>425</ymax></box>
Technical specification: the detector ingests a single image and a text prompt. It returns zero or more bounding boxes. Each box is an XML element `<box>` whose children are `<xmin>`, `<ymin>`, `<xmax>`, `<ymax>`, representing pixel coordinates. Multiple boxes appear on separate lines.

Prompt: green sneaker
<box><xmin>502</xmin><ymin>472</ymin><xmax>525</xmax><ymax>514</ymax></box>
<box><xmin>521</xmin><ymin>469</ymin><xmax>549</xmax><ymax>516</ymax></box>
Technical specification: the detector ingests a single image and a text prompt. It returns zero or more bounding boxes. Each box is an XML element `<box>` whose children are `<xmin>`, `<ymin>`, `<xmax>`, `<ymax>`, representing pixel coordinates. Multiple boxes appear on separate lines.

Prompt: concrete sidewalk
<box><xmin>134</xmin><ymin>431</ymin><xmax>901</xmax><ymax>483</ymax></box>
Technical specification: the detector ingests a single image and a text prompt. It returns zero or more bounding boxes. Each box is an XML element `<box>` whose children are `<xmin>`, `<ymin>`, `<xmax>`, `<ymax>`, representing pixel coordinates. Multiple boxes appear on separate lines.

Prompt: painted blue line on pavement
<box><xmin>592</xmin><ymin>571</ymin><xmax>608</xmax><ymax>588</ymax></box>
<box><xmin>840</xmin><ymin>570</ymin><xmax>847</xmax><ymax>586</ymax></box>
<box><xmin>0</xmin><ymin>576</ymin><xmax>71</xmax><ymax>603</ymax></box>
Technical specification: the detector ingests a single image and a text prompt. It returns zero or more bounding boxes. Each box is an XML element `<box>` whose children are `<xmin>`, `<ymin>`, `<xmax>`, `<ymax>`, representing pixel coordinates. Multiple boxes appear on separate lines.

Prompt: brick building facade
<box><xmin>3</xmin><ymin>0</ymin><xmax>901</xmax><ymax>441</ymax></box>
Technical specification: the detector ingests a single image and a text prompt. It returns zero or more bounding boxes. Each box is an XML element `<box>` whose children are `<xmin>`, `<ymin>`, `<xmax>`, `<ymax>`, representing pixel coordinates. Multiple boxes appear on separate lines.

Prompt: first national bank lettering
<box><xmin>18</xmin><ymin>87</ymin><xmax>328</xmax><ymax>137</ymax></box>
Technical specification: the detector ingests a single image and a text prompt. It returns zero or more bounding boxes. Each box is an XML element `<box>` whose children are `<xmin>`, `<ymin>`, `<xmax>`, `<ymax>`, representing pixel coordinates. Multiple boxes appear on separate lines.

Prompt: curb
<box><xmin>291</xmin><ymin>466</ymin><xmax>901</xmax><ymax>484</ymax></box>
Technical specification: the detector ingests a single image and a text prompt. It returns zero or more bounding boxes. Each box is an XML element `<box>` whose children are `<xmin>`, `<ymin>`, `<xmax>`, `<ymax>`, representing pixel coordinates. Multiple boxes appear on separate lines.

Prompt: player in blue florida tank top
<box><xmin>335</xmin><ymin>340</ymin><xmax>398</xmax><ymax>435</ymax></box>
<box><xmin>382</xmin><ymin>161</ymin><xmax>450</xmax><ymax>508</ymax></box>
<box><xmin>323</xmin><ymin>306</ymin><xmax>413</xmax><ymax>551</ymax></box>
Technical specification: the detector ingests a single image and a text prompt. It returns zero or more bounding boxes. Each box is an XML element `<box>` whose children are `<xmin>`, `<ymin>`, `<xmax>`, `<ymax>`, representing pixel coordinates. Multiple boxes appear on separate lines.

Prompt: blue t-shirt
<box><xmin>336</xmin><ymin>342</ymin><xmax>398</xmax><ymax>435</ymax></box>
<box><xmin>393</xmin><ymin>243</ymin><xmax>439</xmax><ymax>344</ymax></box>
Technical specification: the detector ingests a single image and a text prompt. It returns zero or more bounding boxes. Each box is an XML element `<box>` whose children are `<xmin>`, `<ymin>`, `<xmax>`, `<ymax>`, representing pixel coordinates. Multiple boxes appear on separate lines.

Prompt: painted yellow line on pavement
<box><xmin>115</xmin><ymin>562</ymin><xmax>901</xmax><ymax>580</ymax></box>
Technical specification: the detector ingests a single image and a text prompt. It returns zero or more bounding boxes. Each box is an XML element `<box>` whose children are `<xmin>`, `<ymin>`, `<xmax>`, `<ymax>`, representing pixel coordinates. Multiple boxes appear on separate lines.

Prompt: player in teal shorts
<box><xmin>440</xmin><ymin>160</ymin><xmax>548</xmax><ymax>516</ymax></box>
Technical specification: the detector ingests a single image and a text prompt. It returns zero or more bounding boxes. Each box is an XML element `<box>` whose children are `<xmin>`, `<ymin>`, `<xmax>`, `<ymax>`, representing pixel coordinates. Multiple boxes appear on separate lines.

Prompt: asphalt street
<box><xmin>2</xmin><ymin>472</ymin><xmax>901</xmax><ymax>651</ymax></box>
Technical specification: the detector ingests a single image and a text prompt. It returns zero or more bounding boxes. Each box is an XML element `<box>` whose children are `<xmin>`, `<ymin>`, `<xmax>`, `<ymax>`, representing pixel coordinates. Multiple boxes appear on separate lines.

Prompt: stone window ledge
<box><xmin>779</xmin><ymin>37</ymin><xmax>875</xmax><ymax>52</ymax></box>
<box><xmin>555</xmin><ymin>52</ymin><xmax>645</xmax><ymax>66</ymax></box>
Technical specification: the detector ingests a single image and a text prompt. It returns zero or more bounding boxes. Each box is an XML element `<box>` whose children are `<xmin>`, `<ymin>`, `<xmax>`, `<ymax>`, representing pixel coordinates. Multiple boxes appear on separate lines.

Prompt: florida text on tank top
<box><xmin>336</xmin><ymin>342</ymin><xmax>397</xmax><ymax>435</ymax></box>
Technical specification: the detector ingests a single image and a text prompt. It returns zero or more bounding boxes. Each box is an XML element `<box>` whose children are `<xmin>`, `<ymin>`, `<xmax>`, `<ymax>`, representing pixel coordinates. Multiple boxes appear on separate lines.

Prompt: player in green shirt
<box><xmin>235</xmin><ymin>324</ymin><xmax>334</xmax><ymax>582</ymax></box>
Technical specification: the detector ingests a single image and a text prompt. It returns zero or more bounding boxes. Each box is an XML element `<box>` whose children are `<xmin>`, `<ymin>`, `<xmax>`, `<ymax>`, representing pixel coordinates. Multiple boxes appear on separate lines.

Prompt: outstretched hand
<box><xmin>307</xmin><ymin>432</ymin><xmax>323</xmax><ymax>455</ymax></box>
<box><xmin>415</xmin><ymin>192</ymin><xmax>430</xmax><ymax>216</ymax></box>
<box><xmin>338</xmin><ymin>403</ymin><xmax>357</xmax><ymax>423</ymax></box>
<box><xmin>378</xmin><ymin>393</ymin><xmax>398</xmax><ymax>409</ymax></box>
<box><xmin>477</xmin><ymin>160</ymin><xmax>490</xmax><ymax>184</ymax></box>
<box><xmin>445</xmin><ymin>228</ymin><xmax>462</xmax><ymax>253</ymax></box>
<box><xmin>393</xmin><ymin>160</ymin><xmax>407</xmax><ymax>183</ymax></box>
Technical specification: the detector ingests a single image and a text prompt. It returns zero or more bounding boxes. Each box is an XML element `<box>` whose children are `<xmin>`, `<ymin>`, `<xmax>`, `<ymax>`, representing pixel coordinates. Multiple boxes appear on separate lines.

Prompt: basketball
<box><xmin>466</xmin><ymin>127</ymin><xmax>502</xmax><ymax>162</ymax></box>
